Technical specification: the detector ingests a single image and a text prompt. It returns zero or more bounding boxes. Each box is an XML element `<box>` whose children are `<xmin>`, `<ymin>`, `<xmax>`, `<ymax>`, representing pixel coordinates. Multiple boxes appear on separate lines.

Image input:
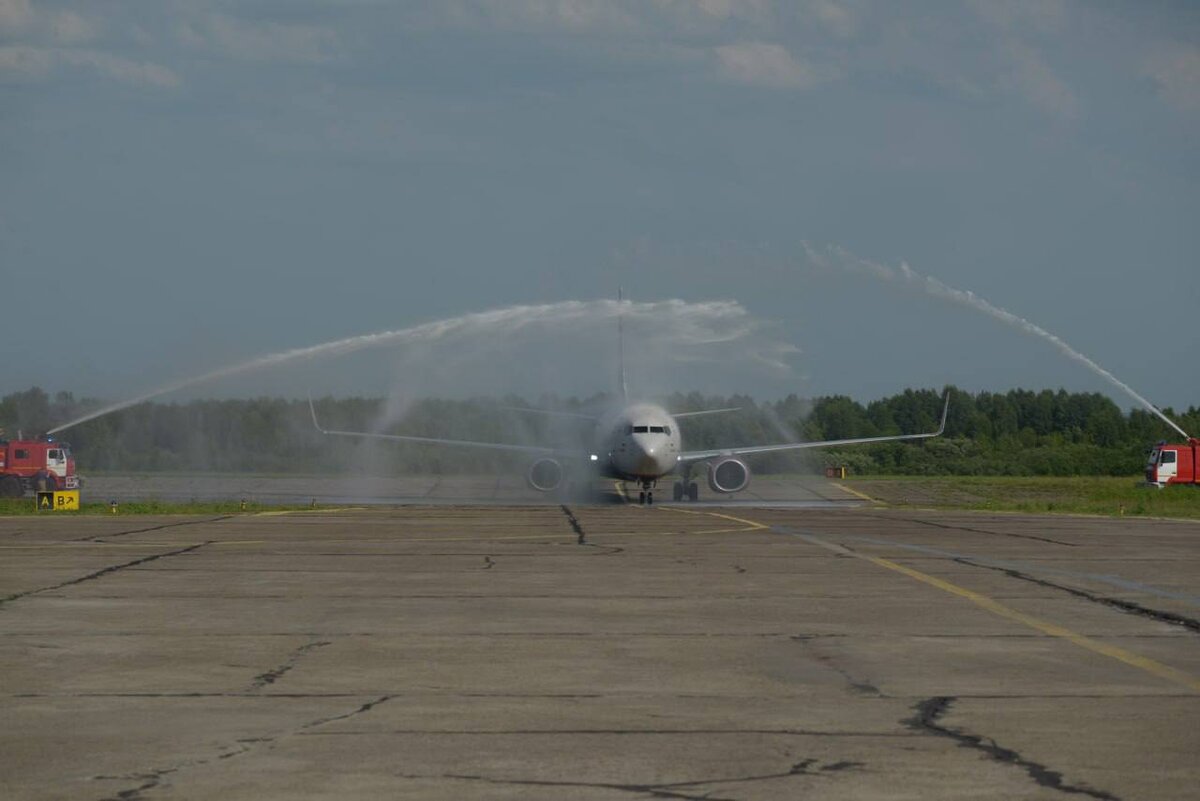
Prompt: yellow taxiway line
<box><xmin>679</xmin><ymin>507</ymin><xmax>1200</xmax><ymax>694</ymax></box>
<box><xmin>832</xmin><ymin>481</ymin><xmax>877</xmax><ymax>503</ymax></box>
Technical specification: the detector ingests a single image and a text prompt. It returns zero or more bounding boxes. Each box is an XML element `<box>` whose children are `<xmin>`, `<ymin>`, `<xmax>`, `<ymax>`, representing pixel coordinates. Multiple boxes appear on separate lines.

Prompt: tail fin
<box><xmin>617</xmin><ymin>288</ymin><xmax>628</xmax><ymax>401</ymax></box>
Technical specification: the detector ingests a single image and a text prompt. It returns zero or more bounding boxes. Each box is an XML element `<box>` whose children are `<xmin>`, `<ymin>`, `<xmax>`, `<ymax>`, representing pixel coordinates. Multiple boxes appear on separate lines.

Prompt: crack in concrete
<box><xmin>93</xmin><ymin>693</ymin><xmax>392</xmax><ymax>800</ymax></box>
<box><xmin>0</xmin><ymin>542</ymin><xmax>211</xmax><ymax>609</ymax></box>
<box><xmin>94</xmin><ymin>736</ymin><xmax>258</xmax><ymax>800</ymax></box>
<box><xmin>956</xmin><ymin>559</ymin><xmax>1200</xmax><ymax>634</ymax></box>
<box><xmin>856</xmin><ymin>512</ymin><xmax>1077</xmax><ymax>546</ymax></box>
<box><xmin>300</xmin><ymin>694</ymin><xmax>393</xmax><ymax>729</ymax></box>
<box><xmin>558</xmin><ymin>504</ymin><xmax>625</xmax><ymax>553</ymax></box>
<box><xmin>906</xmin><ymin>697</ymin><xmax>1120</xmax><ymax>800</ymax></box>
<box><xmin>401</xmin><ymin>757</ymin><xmax>862</xmax><ymax>800</ymax></box>
<box><xmin>791</xmin><ymin>636</ymin><xmax>882</xmax><ymax>696</ymax></box>
<box><xmin>248</xmin><ymin>640</ymin><xmax>331</xmax><ymax>690</ymax></box>
<box><xmin>75</xmin><ymin>516</ymin><xmax>232</xmax><ymax>543</ymax></box>
<box><xmin>559</xmin><ymin>504</ymin><xmax>586</xmax><ymax>544</ymax></box>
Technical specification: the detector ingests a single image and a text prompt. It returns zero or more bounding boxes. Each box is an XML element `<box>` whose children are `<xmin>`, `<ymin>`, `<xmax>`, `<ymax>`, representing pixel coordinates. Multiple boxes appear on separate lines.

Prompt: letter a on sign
<box><xmin>37</xmin><ymin>492</ymin><xmax>53</xmax><ymax>510</ymax></box>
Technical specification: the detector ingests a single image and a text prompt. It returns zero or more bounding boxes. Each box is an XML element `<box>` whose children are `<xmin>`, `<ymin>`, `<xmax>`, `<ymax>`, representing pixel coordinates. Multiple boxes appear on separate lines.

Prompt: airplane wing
<box><xmin>309</xmin><ymin>398</ymin><xmax>582</xmax><ymax>458</ymax></box>
<box><xmin>677</xmin><ymin>393</ymin><xmax>949</xmax><ymax>463</ymax></box>
<box><xmin>500</xmin><ymin>406</ymin><xmax>599</xmax><ymax>421</ymax></box>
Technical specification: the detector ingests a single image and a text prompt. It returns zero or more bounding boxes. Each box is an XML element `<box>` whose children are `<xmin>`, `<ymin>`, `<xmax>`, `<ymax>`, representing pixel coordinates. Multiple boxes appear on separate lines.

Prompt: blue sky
<box><xmin>2</xmin><ymin>1</ymin><xmax>1197</xmax><ymax>409</ymax></box>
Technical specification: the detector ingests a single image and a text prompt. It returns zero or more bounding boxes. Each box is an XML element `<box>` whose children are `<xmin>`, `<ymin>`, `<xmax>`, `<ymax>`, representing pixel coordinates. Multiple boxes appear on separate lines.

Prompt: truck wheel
<box><xmin>0</xmin><ymin>475</ymin><xmax>22</xmax><ymax>498</ymax></box>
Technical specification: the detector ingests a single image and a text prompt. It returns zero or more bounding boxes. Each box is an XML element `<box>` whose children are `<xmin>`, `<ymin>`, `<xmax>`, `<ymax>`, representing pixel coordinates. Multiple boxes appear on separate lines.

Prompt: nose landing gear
<box><xmin>637</xmin><ymin>480</ymin><xmax>655</xmax><ymax>505</ymax></box>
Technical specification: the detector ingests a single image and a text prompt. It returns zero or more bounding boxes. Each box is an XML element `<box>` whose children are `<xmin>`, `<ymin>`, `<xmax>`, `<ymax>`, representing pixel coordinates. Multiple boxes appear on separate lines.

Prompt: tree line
<box><xmin>1</xmin><ymin>386</ymin><xmax>1195</xmax><ymax>476</ymax></box>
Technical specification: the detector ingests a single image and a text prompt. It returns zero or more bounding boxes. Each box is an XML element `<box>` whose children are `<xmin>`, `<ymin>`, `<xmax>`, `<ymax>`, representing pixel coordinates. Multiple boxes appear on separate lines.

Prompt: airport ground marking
<box><xmin>832</xmin><ymin>481</ymin><xmax>878</xmax><ymax>504</ymax></box>
<box><xmin>254</xmin><ymin>507</ymin><xmax>370</xmax><ymax>517</ymax></box>
<box><xmin>689</xmin><ymin>508</ymin><xmax>1200</xmax><ymax>694</ymax></box>
<box><xmin>662</xmin><ymin>506</ymin><xmax>769</xmax><ymax>532</ymax></box>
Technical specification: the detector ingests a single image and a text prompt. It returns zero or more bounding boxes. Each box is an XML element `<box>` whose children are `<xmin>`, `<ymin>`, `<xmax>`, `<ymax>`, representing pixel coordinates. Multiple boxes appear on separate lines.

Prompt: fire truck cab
<box><xmin>1145</xmin><ymin>439</ymin><xmax>1199</xmax><ymax>488</ymax></box>
<box><xmin>0</xmin><ymin>438</ymin><xmax>80</xmax><ymax>497</ymax></box>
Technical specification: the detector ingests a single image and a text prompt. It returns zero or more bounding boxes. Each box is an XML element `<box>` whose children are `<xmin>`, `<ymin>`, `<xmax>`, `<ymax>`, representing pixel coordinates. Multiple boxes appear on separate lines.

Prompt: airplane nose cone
<box><xmin>630</xmin><ymin>438</ymin><xmax>670</xmax><ymax>476</ymax></box>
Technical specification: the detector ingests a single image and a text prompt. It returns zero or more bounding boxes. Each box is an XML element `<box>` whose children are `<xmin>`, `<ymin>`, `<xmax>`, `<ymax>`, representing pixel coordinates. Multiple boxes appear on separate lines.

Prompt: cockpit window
<box><xmin>649</xmin><ymin>426</ymin><xmax>664</xmax><ymax>433</ymax></box>
<box><xmin>633</xmin><ymin>425</ymin><xmax>649</xmax><ymax>433</ymax></box>
<box><xmin>663</xmin><ymin>426</ymin><xmax>671</xmax><ymax>436</ymax></box>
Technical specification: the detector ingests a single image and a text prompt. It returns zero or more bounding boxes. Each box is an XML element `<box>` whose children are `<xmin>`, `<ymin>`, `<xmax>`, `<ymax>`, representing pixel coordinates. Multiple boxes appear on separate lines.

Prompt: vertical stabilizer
<box><xmin>617</xmin><ymin>288</ymin><xmax>628</xmax><ymax>401</ymax></box>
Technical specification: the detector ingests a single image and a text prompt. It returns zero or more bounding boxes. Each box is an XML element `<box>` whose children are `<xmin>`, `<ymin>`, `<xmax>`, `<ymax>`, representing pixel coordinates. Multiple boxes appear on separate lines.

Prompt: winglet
<box><xmin>935</xmin><ymin>391</ymin><xmax>950</xmax><ymax>436</ymax></box>
<box><xmin>308</xmin><ymin>393</ymin><xmax>327</xmax><ymax>434</ymax></box>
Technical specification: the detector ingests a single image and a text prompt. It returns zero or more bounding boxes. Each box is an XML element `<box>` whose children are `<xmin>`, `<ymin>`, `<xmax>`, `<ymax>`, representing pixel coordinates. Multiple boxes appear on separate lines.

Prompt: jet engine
<box><xmin>707</xmin><ymin>456</ymin><xmax>750</xmax><ymax>494</ymax></box>
<box><xmin>527</xmin><ymin>458</ymin><xmax>565</xmax><ymax>492</ymax></box>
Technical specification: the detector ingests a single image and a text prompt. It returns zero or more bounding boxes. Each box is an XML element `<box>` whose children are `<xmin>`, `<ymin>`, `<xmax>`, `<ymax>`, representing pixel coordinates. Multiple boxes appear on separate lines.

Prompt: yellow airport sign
<box><xmin>36</xmin><ymin>491</ymin><xmax>80</xmax><ymax>511</ymax></box>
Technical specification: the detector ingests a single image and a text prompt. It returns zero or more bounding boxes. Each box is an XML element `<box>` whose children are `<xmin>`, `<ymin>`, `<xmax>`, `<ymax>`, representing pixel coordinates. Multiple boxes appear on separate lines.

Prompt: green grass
<box><xmin>0</xmin><ymin>498</ymin><xmax>323</xmax><ymax>516</ymax></box>
<box><xmin>846</xmin><ymin>475</ymin><xmax>1200</xmax><ymax>519</ymax></box>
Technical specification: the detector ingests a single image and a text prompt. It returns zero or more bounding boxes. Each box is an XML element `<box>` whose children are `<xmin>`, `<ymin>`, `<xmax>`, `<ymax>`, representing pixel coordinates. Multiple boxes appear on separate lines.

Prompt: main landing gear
<box><xmin>671</xmin><ymin>467</ymin><xmax>700</xmax><ymax>503</ymax></box>
<box><xmin>628</xmin><ymin>476</ymin><xmax>698</xmax><ymax>505</ymax></box>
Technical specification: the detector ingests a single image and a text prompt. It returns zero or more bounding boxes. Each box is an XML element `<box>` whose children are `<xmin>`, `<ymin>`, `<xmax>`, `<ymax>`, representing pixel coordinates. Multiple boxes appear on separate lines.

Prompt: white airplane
<box><xmin>309</xmin><ymin>307</ymin><xmax>949</xmax><ymax>505</ymax></box>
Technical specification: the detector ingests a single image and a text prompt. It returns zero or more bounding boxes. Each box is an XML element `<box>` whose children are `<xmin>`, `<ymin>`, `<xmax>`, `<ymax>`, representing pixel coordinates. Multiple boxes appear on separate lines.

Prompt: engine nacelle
<box><xmin>707</xmin><ymin>456</ymin><xmax>750</xmax><ymax>494</ymax></box>
<box><xmin>527</xmin><ymin>458</ymin><xmax>565</xmax><ymax>492</ymax></box>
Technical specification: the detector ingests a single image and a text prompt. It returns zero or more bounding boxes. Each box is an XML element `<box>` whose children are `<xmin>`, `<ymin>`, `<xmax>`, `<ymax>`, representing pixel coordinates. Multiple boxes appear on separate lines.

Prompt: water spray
<box><xmin>804</xmin><ymin>242</ymin><xmax>1190</xmax><ymax>440</ymax></box>
<box><xmin>48</xmin><ymin>298</ymin><xmax>795</xmax><ymax>435</ymax></box>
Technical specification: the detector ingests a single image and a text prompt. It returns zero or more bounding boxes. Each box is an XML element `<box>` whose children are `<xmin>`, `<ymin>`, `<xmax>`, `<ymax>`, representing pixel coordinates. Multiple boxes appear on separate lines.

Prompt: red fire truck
<box><xmin>0</xmin><ymin>438</ymin><xmax>80</xmax><ymax>497</ymax></box>
<box><xmin>1145</xmin><ymin>439</ymin><xmax>1200</xmax><ymax>487</ymax></box>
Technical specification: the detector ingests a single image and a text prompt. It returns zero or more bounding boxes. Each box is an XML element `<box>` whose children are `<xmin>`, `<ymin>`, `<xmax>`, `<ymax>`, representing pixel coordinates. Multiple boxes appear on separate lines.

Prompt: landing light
<box><xmin>589</xmin><ymin>454</ymin><xmax>599</xmax><ymax>461</ymax></box>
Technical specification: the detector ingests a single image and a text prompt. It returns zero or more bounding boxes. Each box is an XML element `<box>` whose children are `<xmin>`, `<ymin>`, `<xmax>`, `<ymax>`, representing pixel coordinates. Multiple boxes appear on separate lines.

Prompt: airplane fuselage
<box><xmin>595</xmin><ymin>402</ymin><xmax>681</xmax><ymax>483</ymax></box>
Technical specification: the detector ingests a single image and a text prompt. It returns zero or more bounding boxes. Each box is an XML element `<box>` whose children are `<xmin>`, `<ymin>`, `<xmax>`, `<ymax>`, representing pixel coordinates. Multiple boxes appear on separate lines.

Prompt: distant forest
<box><xmin>1</xmin><ymin>387</ymin><xmax>1196</xmax><ymax>477</ymax></box>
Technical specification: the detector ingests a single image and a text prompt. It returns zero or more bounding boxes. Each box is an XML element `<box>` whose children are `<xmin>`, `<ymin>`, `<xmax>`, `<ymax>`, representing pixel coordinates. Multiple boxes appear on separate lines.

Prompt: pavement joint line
<box><xmin>686</xmin><ymin>508</ymin><xmax>1200</xmax><ymax>694</ymax></box>
<box><xmin>0</xmin><ymin>541</ymin><xmax>267</xmax><ymax>549</ymax></box>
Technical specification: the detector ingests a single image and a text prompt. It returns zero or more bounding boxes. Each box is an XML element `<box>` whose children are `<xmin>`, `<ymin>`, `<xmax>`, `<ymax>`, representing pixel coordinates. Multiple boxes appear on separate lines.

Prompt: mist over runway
<box><xmin>83</xmin><ymin>473</ymin><xmax>866</xmax><ymax>509</ymax></box>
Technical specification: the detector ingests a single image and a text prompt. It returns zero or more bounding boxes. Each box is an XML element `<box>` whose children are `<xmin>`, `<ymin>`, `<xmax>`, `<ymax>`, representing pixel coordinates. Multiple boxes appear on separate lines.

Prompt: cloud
<box><xmin>0</xmin><ymin>3</ymin><xmax>166</xmax><ymax>88</ymax></box>
<box><xmin>999</xmin><ymin>40</ymin><xmax>1079</xmax><ymax>121</ymax></box>
<box><xmin>426</xmin><ymin>0</ymin><xmax>642</xmax><ymax>35</ymax></box>
<box><xmin>807</xmin><ymin>0</ymin><xmax>857</xmax><ymax>38</ymax></box>
<box><xmin>667</xmin><ymin>0</ymin><xmax>770</xmax><ymax>21</ymax></box>
<box><xmin>178</xmin><ymin>13</ymin><xmax>340</xmax><ymax>64</ymax></box>
<box><xmin>714</xmin><ymin>40</ymin><xmax>822</xmax><ymax>89</ymax></box>
<box><xmin>0</xmin><ymin>43</ymin><xmax>50</xmax><ymax>78</ymax></box>
<box><xmin>0</xmin><ymin>44</ymin><xmax>179</xmax><ymax>88</ymax></box>
<box><xmin>48</xmin><ymin>10</ymin><xmax>97</xmax><ymax>45</ymax></box>
<box><xmin>62</xmin><ymin>50</ymin><xmax>179</xmax><ymax>88</ymax></box>
<box><xmin>1145</xmin><ymin>44</ymin><xmax>1200</xmax><ymax>113</ymax></box>
<box><xmin>970</xmin><ymin>0</ymin><xmax>1067</xmax><ymax>34</ymax></box>
<box><xmin>0</xmin><ymin>0</ymin><xmax>32</xmax><ymax>33</ymax></box>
